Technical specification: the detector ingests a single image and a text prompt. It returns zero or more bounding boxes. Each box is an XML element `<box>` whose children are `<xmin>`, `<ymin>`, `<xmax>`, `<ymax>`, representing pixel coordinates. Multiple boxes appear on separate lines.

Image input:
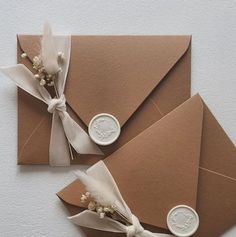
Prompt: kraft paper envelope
<box><xmin>57</xmin><ymin>95</ymin><xmax>236</xmax><ymax>237</ymax></box>
<box><xmin>17</xmin><ymin>35</ymin><xmax>191</xmax><ymax>165</ymax></box>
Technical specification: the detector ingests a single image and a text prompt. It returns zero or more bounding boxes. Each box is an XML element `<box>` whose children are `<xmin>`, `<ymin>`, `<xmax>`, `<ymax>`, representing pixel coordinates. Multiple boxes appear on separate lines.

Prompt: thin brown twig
<box><xmin>112</xmin><ymin>206</ymin><xmax>132</xmax><ymax>226</ymax></box>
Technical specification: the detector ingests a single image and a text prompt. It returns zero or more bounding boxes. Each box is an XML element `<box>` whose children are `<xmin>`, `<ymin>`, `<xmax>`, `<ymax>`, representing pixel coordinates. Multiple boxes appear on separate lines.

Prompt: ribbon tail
<box><xmin>69</xmin><ymin>211</ymin><xmax>173</xmax><ymax>237</ymax></box>
<box><xmin>41</xmin><ymin>22</ymin><xmax>60</xmax><ymax>75</ymax></box>
<box><xmin>139</xmin><ymin>230</ymin><xmax>173</xmax><ymax>237</ymax></box>
<box><xmin>49</xmin><ymin>112</ymin><xmax>71</xmax><ymax>166</ymax></box>
<box><xmin>69</xmin><ymin>210</ymin><xmax>127</xmax><ymax>233</ymax></box>
<box><xmin>0</xmin><ymin>64</ymin><xmax>50</xmax><ymax>103</ymax></box>
<box><xmin>60</xmin><ymin>112</ymin><xmax>104</xmax><ymax>155</ymax></box>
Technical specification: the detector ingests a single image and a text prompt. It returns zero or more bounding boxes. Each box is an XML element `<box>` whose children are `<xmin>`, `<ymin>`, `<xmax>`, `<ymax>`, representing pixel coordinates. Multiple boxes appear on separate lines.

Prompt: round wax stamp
<box><xmin>167</xmin><ymin>205</ymin><xmax>199</xmax><ymax>237</ymax></box>
<box><xmin>88</xmin><ymin>113</ymin><xmax>121</xmax><ymax>146</ymax></box>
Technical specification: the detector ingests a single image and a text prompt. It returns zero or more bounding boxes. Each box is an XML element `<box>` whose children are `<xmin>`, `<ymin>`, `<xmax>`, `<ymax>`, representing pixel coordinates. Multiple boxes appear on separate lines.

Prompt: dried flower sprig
<box><xmin>20</xmin><ymin>22</ymin><xmax>65</xmax><ymax>89</ymax></box>
<box><xmin>20</xmin><ymin>22</ymin><xmax>73</xmax><ymax>159</ymax></box>
<box><xmin>21</xmin><ymin>52</ymin><xmax>63</xmax><ymax>87</ymax></box>
<box><xmin>70</xmin><ymin>163</ymin><xmax>174</xmax><ymax>237</ymax></box>
<box><xmin>80</xmin><ymin>191</ymin><xmax>116</xmax><ymax>219</ymax></box>
<box><xmin>77</xmin><ymin>170</ymin><xmax>132</xmax><ymax>225</ymax></box>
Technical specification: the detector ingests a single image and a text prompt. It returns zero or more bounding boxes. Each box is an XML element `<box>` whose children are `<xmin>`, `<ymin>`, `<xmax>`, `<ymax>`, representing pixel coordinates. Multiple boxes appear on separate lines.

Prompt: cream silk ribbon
<box><xmin>0</xmin><ymin>35</ymin><xmax>103</xmax><ymax>166</ymax></box>
<box><xmin>69</xmin><ymin>161</ymin><xmax>173</xmax><ymax>237</ymax></box>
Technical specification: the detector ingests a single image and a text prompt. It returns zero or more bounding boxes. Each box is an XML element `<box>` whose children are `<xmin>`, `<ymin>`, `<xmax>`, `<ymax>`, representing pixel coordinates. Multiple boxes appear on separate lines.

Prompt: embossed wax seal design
<box><xmin>167</xmin><ymin>205</ymin><xmax>199</xmax><ymax>237</ymax></box>
<box><xmin>88</xmin><ymin>113</ymin><xmax>121</xmax><ymax>146</ymax></box>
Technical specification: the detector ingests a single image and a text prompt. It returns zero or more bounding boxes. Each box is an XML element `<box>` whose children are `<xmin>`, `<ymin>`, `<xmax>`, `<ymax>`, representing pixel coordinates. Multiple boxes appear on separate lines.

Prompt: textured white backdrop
<box><xmin>0</xmin><ymin>1</ymin><xmax>235</xmax><ymax>236</ymax></box>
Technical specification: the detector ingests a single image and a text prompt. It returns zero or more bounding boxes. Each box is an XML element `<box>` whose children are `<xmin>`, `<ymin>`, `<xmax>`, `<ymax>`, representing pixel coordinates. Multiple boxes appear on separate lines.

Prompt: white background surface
<box><xmin>0</xmin><ymin>1</ymin><xmax>235</xmax><ymax>236</ymax></box>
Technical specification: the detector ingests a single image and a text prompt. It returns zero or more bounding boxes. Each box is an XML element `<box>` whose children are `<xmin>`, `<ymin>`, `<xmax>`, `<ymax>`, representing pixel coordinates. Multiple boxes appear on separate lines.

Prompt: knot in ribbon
<box><xmin>47</xmin><ymin>94</ymin><xmax>66</xmax><ymax>113</ymax></box>
<box><xmin>126</xmin><ymin>215</ymin><xmax>144</xmax><ymax>237</ymax></box>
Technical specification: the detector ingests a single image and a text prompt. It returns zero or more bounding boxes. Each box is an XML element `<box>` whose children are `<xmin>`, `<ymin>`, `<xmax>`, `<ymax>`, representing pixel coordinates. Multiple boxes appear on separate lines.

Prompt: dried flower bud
<box><xmin>39</xmin><ymin>79</ymin><xmax>46</xmax><ymax>86</ymax></box>
<box><xmin>96</xmin><ymin>206</ymin><xmax>103</xmax><ymax>214</ymax></box>
<box><xmin>34</xmin><ymin>74</ymin><xmax>40</xmax><ymax>80</ymax></box>
<box><xmin>46</xmin><ymin>74</ymin><xmax>52</xmax><ymax>80</ymax></box>
<box><xmin>80</xmin><ymin>198</ymin><xmax>86</xmax><ymax>203</ymax></box>
<box><xmin>103</xmin><ymin>207</ymin><xmax>109</xmax><ymax>212</ymax></box>
<box><xmin>33</xmin><ymin>56</ymin><xmax>42</xmax><ymax>69</ymax></box>
<box><xmin>103</xmin><ymin>207</ymin><xmax>114</xmax><ymax>213</ymax></box>
<box><xmin>58</xmin><ymin>51</ymin><xmax>64</xmax><ymax>61</ymax></box>
<box><xmin>38</xmin><ymin>67</ymin><xmax>45</xmax><ymax>73</ymax></box>
<box><xmin>85</xmin><ymin>192</ymin><xmax>90</xmax><ymax>197</ymax></box>
<box><xmin>21</xmin><ymin>53</ymin><xmax>27</xmax><ymax>58</ymax></box>
<box><xmin>47</xmin><ymin>81</ymin><xmax>54</xmax><ymax>87</ymax></box>
<box><xmin>88</xmin><ymin>201</ymin><xmax>96</xmax><ymax>211</ymax></box>
<box><xmin>80</xmin><ymin>194</ymin><xmax>89</xmax><ymax>203</ymax></box>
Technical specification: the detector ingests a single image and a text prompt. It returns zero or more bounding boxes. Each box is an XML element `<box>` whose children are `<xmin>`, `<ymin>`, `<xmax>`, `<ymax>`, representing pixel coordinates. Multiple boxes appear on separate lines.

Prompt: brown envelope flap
<box><xmin>58</xmin><ymin>169</ymin><xmax>236</xmax><ymax>237</ymax></box>
<box><xmin>200</xmin><ymin>102</ymin><xmax>236</xmax><ymax>179</ymax></box>
<box><xmin>18</xmin><ymin>35</ymin><xmax>191</xmax><ymax>126</ymax></box>
<box><xmin>195</xmin><ymin>168</ymin><xmax>236</xmax><ymax>237</ymax></box>
<box><xmin>57</xmin><ymin>95</ymin><xmax>203</xmax><ymax>229</ymax></box>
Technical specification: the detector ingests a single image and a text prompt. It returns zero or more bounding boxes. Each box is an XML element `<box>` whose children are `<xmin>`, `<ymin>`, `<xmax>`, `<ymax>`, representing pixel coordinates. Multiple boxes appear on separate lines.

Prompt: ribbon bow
<box><xmin>47</xmin><ymin>94</ymin><xmax>66</xmax><ymax>113</ymax></box>
<box><xmin>69</xmin><ymin>161</ymin><xmax>173</xmax><ymax>237</ymax></box>
<box><xmin>0</xmin><ymin>28</ymin><xmax>103</xmax><ymax>166</ymax></box>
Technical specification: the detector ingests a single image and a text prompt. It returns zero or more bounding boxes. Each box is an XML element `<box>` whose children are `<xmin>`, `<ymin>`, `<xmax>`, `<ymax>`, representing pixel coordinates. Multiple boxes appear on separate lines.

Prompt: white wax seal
<box><xmin>88</xmin><ymin>113</ymin><xmax>121</xmax><ymax>146</ymax></box>
<box><xmin>167</xmin><ymin>205</ymin><xmax>199</xmax><ymax>237</ymax></box>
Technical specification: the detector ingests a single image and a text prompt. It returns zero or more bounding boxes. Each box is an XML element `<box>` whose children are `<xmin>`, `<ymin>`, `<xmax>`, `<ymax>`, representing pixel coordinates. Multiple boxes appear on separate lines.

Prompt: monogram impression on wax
<box><xmin>89</xmin><ymin>113</ymin><xmax>121</xmax><ymax>146</ymax></box>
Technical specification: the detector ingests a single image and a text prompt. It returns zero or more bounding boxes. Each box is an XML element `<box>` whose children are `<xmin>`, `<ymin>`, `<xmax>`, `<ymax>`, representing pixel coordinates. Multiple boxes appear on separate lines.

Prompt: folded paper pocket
<box><xmin>17</xmin><ymin>35</ymin><xmax>191</xmax><ymax>165</ymax></box>
<box><xmin>57</xmin><ymin>95</ymin><xmax>236</xmax><ymax>236</ymax></box>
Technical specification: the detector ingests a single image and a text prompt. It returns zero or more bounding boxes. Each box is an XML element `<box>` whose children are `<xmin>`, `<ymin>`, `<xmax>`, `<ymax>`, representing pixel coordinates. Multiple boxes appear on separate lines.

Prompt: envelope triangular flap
<box><xmin>18</xmin><ymin>35</ymin><xmax>191</xmax><ymax>127</ymax></box>
<box><xmin>57</xmin><ymin>95</ymin><xmax>203</xmax><ymax>229</ymax></box>
<box><xmin>200</xmin><ymin>103</ymin><xmax>236</xmax><ymax>179</ymax></box>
